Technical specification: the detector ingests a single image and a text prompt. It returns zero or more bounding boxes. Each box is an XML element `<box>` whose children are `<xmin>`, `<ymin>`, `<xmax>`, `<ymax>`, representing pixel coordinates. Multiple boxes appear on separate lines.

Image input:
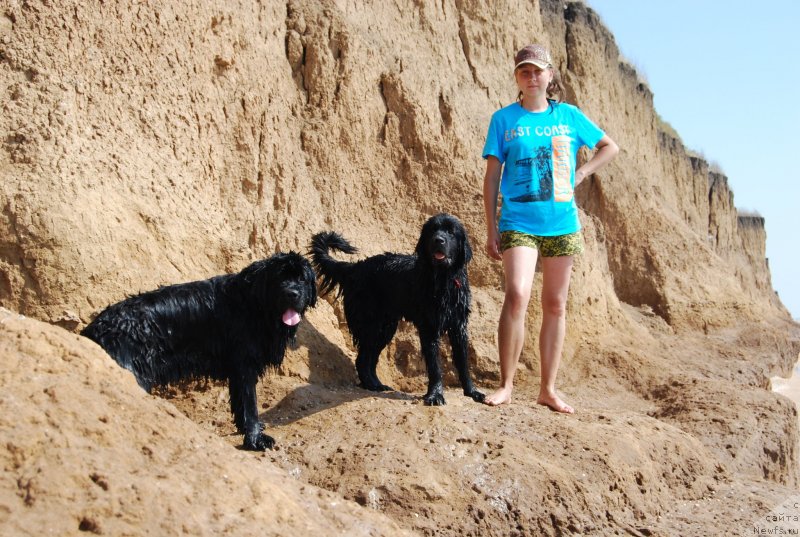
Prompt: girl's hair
<box><xmin>516</xmin><ymin>65</ymin><xmax>566</xmax><ymax>112</ymax></box>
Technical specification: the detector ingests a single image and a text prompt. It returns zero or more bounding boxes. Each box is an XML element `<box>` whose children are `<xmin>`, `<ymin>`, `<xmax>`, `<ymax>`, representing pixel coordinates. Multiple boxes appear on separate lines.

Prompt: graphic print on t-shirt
<box><xmin>509</xmin><ymin>146</ymin><xmax>553</xmax><ymax>202</ymax></box>
<box><xmin>508</xmin><ymin>136</ymin><xmax>574</xmax><ymax>203</ymax></box>
<box><xmin>552</xmin><ymin>135</ymin><xmax>573</xmax><ymax>202</ymax></box>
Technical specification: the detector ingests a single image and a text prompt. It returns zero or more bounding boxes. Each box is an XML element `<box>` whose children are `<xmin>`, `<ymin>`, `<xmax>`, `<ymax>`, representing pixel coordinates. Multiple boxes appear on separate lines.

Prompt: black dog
<box><xmin>81</xmin><ymin>252</ymin><xmax>316</xmax><ymax>450</ymax></box>
<box><xmin>311</xmin><ymin>213</ymin><xmax>484</xmax><ymax>405</ymax></box>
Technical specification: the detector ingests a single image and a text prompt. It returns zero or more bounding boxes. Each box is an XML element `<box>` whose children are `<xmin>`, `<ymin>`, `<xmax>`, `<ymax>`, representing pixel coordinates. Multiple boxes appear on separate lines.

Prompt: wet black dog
<box><xmin>81</xmin><ymin>252</ymin><xmax>316</xmax><ymax>450</ymax></box>
<box><xmin>311</xmin><ymin>213</ymin><xmax>484</xmax><ymax>405</ymax></box>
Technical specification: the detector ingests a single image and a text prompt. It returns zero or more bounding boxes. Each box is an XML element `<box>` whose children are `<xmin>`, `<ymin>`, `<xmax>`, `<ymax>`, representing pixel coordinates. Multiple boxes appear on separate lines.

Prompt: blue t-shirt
<box><xmin>482</xmin><ymin>101</ymin><xmax>604</xmax><ymax>236</ymax></box>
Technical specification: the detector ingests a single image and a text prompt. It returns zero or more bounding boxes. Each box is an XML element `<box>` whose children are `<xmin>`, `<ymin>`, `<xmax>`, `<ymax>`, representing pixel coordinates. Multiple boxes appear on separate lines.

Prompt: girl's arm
<box><xmin>575</xmin><ymin>134</ymin><xmax>619</xmax><ymax>185</ymax></box>
<box><xmin>483</xmin><ymin>156</ymin><xmax>503</xmax><ymax>260</ymax></box>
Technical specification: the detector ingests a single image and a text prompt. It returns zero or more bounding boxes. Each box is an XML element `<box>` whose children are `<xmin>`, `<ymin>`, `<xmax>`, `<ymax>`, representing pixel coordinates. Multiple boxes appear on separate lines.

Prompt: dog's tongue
<box><xmin>282</xmin><ymin>308</ymin><xmax>301</xmax><ymax>326</ymax></box>
<box><xmin>434</xmin><ymin>252</ymin><xmax>446</xmax><ymax>261</ymax></box>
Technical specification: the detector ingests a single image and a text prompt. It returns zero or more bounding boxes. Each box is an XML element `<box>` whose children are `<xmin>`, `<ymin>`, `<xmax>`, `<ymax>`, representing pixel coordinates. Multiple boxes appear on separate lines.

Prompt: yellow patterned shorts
<box><xmin>499</xmin><ymin>230</ymin><xmax>584</xmax><ymax>257</ymax></box>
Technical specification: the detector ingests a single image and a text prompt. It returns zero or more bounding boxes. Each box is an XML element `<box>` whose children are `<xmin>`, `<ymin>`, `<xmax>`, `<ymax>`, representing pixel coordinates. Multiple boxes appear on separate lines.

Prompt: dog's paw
<box><xmin>423</xmin><ymin>392</ymin><xmax>446</xmax><ymax>406</ymax></box>
<box><xmin>360</xmin><ymin>381</ymin><xmax>393</xmax><ymax>392</ymax></box>
<box><xmin>244</xmin><ymin>432</ymin><xmax>276</xmax><ymax>451</ymax></box>
<box><xmin>465</xmin><ymin>389</ymin><xmax>485</xmax><ymax>403</ymax></box>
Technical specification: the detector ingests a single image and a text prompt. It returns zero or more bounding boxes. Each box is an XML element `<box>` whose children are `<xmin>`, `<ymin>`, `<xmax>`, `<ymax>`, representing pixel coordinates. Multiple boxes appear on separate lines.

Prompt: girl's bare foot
<box><xmin>484</xmin><ymin>386</ymin><xmax>513</xmax><ymax>406</ymax></box>
<box><xmin>536</xmin><ymin>394</ymin><xmax>574</xmax><ymax>414</ymax></box>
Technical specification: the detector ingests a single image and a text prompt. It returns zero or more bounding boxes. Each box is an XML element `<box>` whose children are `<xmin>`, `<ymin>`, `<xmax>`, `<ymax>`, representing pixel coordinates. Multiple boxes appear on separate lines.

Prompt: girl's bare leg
<box><xmin>485</xmin><ymin>246</ymin><xmax>538</xmax><ymax>406</ymax></box>
<box><xmin>536</xmin><ymin>255</ymin><xmax>575</xmax><ymax>414</ymax></box>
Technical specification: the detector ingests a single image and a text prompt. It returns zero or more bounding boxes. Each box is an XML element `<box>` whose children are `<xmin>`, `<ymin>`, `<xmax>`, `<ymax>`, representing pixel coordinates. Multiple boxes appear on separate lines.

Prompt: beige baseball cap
<box><xmin>514</xmin><ymin>44</ymin><xmax>552</xmax><ymax>70</ymax></box>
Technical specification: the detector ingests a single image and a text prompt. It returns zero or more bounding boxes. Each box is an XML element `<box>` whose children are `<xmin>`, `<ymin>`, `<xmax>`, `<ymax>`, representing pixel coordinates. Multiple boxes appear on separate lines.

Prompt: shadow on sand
<box><xmin>260</xmin><ymin>317</ymin><xmax>418</xmax><ymax>426</ymax></box>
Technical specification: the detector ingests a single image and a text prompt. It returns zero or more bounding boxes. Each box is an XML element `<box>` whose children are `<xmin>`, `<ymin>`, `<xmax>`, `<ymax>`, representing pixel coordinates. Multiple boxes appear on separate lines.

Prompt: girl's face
<box><xmin>515</xmin><ymin>64</ymin><xmax>552</xmax><ymax>99</ymax></box>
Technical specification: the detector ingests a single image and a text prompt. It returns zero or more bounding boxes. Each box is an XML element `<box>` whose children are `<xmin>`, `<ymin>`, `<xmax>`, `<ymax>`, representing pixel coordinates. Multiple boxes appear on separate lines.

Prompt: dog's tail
<box><xmin>310</xmin><ymin>232</ymin><xmax>358</xmax><ymax>297</ymax></box>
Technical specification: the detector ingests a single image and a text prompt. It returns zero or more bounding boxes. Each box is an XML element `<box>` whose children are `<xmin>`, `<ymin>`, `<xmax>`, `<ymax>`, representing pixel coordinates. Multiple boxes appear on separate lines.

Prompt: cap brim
<box><xmin>514</xmin><ymin>59</ymin><xmax>550</xmax><ymax>70</ymax></box>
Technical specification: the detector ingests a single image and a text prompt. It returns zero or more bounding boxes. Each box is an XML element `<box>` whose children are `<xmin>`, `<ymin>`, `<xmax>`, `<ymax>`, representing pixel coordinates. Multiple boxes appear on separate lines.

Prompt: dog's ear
<box><xmin>462</xmin><ymin>232</ymin><xmax>473</xmax><ymax>265</ymax></box>
<box><xmin>416</xmin><ymin>215</ymin><xmax>442</xmax><ymax>259</ymax></box>
<box><xmin>415</xmin><ymin>220</ymin><xmax>431</xmax><ymax>259</ymax></box>
<box><xmin>239</xmin><ymin>257</ymin><xmax>275</xmax><ymax>300</ymax></box>
<box><xmin>303</xmin><ymin>260</ymin><xmax>318</xmax><ymax>307</ymax></box>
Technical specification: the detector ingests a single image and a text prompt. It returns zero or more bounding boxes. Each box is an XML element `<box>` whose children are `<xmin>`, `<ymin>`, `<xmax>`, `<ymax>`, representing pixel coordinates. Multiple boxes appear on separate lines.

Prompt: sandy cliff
<box><xmin>1</xmin><ymin>1</ymin><xmax>799</xmax><ymax>535</ymax></box>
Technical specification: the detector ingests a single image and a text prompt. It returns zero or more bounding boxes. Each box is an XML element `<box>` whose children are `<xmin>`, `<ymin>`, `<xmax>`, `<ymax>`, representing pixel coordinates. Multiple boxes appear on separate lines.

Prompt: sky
<box><xmin>586</xmin><ymin>0</ymin><xmax>799</xmax><ymax>320</ymax></box>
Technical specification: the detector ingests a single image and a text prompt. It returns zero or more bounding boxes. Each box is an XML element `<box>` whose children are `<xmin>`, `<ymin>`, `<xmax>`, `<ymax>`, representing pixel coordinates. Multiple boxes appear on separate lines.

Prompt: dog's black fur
<box><xmin>311</xmin><ymin>213</ymin><xmax>484</xmax><ymax>405</ymax></box>
<box><xmin>81</xmin><ymin>252</ymin><xmax>317</xmax><ymax>451</ymax></box>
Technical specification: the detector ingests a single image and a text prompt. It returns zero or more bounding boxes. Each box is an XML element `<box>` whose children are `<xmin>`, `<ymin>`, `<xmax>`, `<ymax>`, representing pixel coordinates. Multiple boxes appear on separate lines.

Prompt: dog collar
<box><xmin>454</xmin><ymin>278</ymin><xmax>462</xmax><ymax>288</ymax></box>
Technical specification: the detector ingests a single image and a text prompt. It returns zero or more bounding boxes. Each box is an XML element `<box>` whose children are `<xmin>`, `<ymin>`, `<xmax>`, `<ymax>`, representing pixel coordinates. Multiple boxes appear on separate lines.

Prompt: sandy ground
<box><xmin>2</xmin><ymin>307</ymin><xmax>799</xmax><ymax>536</ymax></box>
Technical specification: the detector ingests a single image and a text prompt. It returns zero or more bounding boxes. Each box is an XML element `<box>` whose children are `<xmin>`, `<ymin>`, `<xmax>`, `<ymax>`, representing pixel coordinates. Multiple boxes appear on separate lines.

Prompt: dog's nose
<box><xmin>434</xmin><ymin>235</ymin><xmax>445</xmax><ymax>245</ymax></box>
<box><xmin>286</xmin><ymin>288</ymin><xmax>300</xmax><ymax>299</ymax></box>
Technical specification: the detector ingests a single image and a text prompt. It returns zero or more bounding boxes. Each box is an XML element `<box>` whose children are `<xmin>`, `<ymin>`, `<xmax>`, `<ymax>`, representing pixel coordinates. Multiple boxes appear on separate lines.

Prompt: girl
<box><xmin>482</xmin><ymin>44</ymin><xmax>619</xmax><ymax>411</ymax></box>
